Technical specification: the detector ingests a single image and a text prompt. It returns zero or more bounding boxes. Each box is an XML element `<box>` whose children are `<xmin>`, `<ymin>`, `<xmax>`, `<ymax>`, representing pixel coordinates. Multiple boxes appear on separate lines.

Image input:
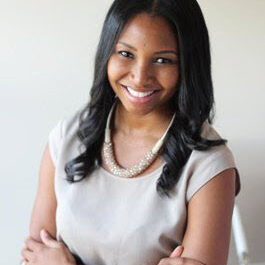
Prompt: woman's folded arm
<box><xmin>180</xmin><ymin>168</ymin><xmax>237</xmax><ymax>265</ymax></box>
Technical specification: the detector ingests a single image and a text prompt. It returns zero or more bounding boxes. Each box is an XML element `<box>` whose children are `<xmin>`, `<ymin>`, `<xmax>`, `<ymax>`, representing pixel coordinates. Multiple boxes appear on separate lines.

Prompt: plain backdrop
<box><xmin>0</xmin><ymin>0</ymin><xmax>264</xmax><ymax>264</ymax></box>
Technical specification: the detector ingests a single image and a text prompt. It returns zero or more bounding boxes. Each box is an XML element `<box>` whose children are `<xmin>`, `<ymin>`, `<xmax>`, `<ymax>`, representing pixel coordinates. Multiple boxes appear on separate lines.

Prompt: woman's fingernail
<box><xmin>41</xmin><ymin>229</ymin><xmax>48</xmax><ymax>238</ymax></box>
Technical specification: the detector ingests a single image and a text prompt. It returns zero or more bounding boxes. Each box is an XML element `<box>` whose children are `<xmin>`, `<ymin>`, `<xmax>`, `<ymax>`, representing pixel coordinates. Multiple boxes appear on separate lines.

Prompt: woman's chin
<box><xmin>117</xmin><ymin>100</ymin><xmax>159</xmax><ymax>117</ymax></box>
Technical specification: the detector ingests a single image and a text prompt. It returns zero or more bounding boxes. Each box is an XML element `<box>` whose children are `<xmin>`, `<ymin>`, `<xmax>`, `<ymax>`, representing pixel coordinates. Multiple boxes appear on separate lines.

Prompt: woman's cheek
<box><xmin>157</xmin><ymin>68</ymin><xmax>180</xmax><ymax>89</ymax></box>
<box><xmin>108</xmin><ymin>57</ymin><xmax>129</xmax><ymax>79</ymax></box>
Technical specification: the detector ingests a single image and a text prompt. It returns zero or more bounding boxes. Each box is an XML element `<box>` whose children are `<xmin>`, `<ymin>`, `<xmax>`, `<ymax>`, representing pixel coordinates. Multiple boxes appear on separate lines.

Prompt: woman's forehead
<box><xmin>117</xmin><ymin>13</ymin><xmax>178</xmax><ymax>50</ymax></box>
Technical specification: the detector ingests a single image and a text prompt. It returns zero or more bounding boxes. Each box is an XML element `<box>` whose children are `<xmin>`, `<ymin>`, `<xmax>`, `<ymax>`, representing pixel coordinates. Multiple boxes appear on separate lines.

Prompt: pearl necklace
<box><xmin>103</xmin><ymin>100</ymin><xmax>176</xmax><ymax>178</ymax></box>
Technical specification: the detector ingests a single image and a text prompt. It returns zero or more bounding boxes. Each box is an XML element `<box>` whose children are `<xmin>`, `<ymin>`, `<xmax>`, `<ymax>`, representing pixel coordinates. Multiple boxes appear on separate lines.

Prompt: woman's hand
<box><xmin>157</xmin><ymin>246</ymin><xmax>206</xmax><ymax>265</ymax></box>
<box><xmin>21</xmin><ymin>229</ymin><xmax>76</xmax><ymax>265</ymax></box>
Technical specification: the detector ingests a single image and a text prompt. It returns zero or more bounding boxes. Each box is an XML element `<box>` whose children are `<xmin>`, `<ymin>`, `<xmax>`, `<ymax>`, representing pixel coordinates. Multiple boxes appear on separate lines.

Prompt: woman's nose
<box><xmin>129</xmin><ymin>61</ymin><xmax>153</xmax><ymax>87</ymax></box>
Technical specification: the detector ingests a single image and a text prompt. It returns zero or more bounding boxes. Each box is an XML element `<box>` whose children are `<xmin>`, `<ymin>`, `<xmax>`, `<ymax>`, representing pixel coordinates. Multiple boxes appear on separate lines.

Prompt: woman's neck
<box><xmin>113</xmin><ymin>101</ymin><xmax>174</xmax><ymax>139</ymax></box>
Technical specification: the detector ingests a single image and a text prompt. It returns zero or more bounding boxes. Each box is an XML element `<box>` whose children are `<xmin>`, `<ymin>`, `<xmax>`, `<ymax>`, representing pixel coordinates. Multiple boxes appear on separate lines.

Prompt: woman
<box><xmin>21</xmin><ymin>0</ymin><xmax>241</xmax><ymax>264</ymax></box>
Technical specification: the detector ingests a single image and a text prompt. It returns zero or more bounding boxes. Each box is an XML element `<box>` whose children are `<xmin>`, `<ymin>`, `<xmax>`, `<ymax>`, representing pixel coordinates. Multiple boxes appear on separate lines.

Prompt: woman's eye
<box><xmin>118</xmin><ymin>51</ymin><xmax>133</xmax><ymax>58</ymax></box>
<box><xmin>155</xmin><ymin>57</ymin><xmax>173</xmax><ymax>64</ymax></box>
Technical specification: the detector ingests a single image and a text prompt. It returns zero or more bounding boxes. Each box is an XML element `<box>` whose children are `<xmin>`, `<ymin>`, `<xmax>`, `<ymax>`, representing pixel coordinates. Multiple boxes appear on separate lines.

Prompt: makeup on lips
<box><xmin>121</xmin><ymin>84</ymin><xmax>160</xmax><ymax>103</ymax></box>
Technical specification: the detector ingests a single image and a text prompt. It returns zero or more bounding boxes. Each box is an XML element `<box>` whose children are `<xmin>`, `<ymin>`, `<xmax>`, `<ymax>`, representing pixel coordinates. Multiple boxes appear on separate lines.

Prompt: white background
<box><xmin>0</xmin><ymin>0</ymin><xmax>264</xmax><ymax>264</ymax></box>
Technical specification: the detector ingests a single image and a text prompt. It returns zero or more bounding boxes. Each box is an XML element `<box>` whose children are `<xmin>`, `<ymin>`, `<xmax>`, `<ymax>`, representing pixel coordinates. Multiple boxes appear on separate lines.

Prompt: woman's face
<box><xmin>107</xmin><ymin>12</ymin><xmax>180</xmax><ymax>116</ymax></box>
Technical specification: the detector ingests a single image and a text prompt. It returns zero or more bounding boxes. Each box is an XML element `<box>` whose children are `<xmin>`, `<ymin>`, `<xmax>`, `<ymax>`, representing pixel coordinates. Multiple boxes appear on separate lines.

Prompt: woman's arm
<box><xmin>29</xmin><ymin>143</ymin><xmax>57</xmax><ymax>241</ymax></box>
<box><xmin>181</xmin><ymin>168</ymin><xmax>236</xmax><ymax>265</ymax></box>
<box><xmin>22</xmin><ymin>143</ymin><xmax>78</xmax><ymax>265</ymax></box>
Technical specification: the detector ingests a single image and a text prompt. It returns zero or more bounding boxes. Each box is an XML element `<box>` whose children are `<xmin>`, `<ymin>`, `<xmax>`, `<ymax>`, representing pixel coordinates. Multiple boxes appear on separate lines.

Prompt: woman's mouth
<box><xmin>121</xmin><ymin>84</ymin><xmax>159</xmax><ymax>103</ymax></box>
<box><xmin>126</xmin><ymin>86</ymin><xmax>156</xmax><ymax>98</ymax></box>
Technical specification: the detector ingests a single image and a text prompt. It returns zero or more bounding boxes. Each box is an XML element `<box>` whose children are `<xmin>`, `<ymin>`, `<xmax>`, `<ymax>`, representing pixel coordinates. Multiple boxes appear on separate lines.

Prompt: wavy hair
<box><xmin>65</xmin><ymin>0</ymin><xmax>227</xmax><ymax>198</ymax></box>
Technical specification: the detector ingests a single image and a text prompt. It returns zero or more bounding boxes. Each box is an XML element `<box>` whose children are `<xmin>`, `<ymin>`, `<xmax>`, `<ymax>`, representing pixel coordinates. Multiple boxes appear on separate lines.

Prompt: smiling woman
<box><xmin>22</xmin><ymin>0</ymin><xmax>240</xmax><ymax>265</ymax></box>
<box><xmin>107</xmin><ymin>13</ymin><xmax>179</xmax><ymax>116</ymax></box>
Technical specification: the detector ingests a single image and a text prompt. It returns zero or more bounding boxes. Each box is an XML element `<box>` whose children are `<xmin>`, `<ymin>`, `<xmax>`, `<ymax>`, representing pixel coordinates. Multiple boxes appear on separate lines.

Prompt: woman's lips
<box><xmin>121</xmin><ymin>84</ymin><xmax>159</xmax><ymax>93</ymax></box>
<box><xmin>121</xmin><ymin>84</ymin><xmax>160</xmax><ymax>103</ymax></box>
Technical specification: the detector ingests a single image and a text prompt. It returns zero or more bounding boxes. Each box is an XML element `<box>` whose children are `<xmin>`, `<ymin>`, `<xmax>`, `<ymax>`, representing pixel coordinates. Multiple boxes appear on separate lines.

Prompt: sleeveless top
<box><xmin>48</xmin><ymin>107</ymin><xmax>241</xmax><ymax>265</ymax></box>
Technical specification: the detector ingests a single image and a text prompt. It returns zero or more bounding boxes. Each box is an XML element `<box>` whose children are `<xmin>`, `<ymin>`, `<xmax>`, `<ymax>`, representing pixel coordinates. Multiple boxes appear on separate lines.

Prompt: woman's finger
<box><xmin>24</xmin><ymin>236</ymin><xmax>43</xmax><ymax>252</ymax></box>
<box><xmin>40</xmin><ymin>229</ymin><xmax>61</xmax><ymax>248</ymax></box>
<box><xmin>158</xmin><ymin>257</ymin><xmax>183</xmax><ymax>265</ymax></box>
<box><xmin>21</xmin><ymin>247</ymin><xmax>34</xmax><ymax>261</ymax></box>
<box><xmin>170</xmin><ymin>245</ymin><xmax>184</xmax><ymax>258</ymax></box>
<box><xmin>20</xmin><ymin>257</ymin><xmax>26</xmax><ymax>264</ymax></box>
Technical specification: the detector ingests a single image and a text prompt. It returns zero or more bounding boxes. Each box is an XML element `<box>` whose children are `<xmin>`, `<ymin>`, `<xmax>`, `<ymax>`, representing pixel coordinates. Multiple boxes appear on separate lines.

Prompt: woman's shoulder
<box><xmin>48</xmin><ymin>103</ymin><xmax>87</xmax><ymax>165</ymax></box>
<box><xmin>200</xmin><ymin>120</ymin><xmax>222</xmax><ymax>140</ymax></box>
<box><xmin>57</xmin><ymin>103</ymin><xmax>88</xmax><ymax>139</ymax></box>
<box><xmin>187</xmin><ymin>120</ymin><xmax>236</xmax><ymax>169</ymax></box>
<box><xmin>195</xmin><ymin>120</ymin><xmax>231</xmax><ymax>154</ymax></box>
<box><xmin>184</xmin><ymin>120</ymin><xmax>241</xmax><ymax>200</ymax></box>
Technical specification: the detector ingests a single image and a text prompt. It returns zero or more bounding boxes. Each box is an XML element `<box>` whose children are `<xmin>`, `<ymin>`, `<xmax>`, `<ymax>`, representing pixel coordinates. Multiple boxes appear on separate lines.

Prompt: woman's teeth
<box><xmin>126</xmin><ymin>86</ymin><xmax>155</xmax><ymax>98</ymax></box>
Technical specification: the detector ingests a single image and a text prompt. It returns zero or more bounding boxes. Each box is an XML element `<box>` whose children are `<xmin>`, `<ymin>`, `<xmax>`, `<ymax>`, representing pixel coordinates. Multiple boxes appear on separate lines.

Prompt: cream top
<box><xmin>48</xmin><ymin>107</ymin><xmax>240</xmax><ymax>265</ymax></box>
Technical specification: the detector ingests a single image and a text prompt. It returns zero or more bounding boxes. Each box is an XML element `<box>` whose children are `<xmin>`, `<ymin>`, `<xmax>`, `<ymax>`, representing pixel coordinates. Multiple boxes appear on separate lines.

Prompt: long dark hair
<box><xmin>65</xmin><ymin>0</ymin><xmax>227</xmax><ymax>197</ymax></box>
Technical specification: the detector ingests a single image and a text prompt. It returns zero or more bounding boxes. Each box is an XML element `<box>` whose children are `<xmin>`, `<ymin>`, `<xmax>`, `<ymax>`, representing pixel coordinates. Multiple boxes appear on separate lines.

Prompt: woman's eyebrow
<box><xmin>117</xmin><ymin>41</ymin><xmax>178</xmax><ymax>55</ymax></box>
<box><xmin>154</xmin><ymin>50</ymin><xmax>178</xmax><ymax>55</ymax></box>
<box><xmin>117</xmin><ymin>41</ymin><xmax>137</xmax><ymax>51</ymax></box>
